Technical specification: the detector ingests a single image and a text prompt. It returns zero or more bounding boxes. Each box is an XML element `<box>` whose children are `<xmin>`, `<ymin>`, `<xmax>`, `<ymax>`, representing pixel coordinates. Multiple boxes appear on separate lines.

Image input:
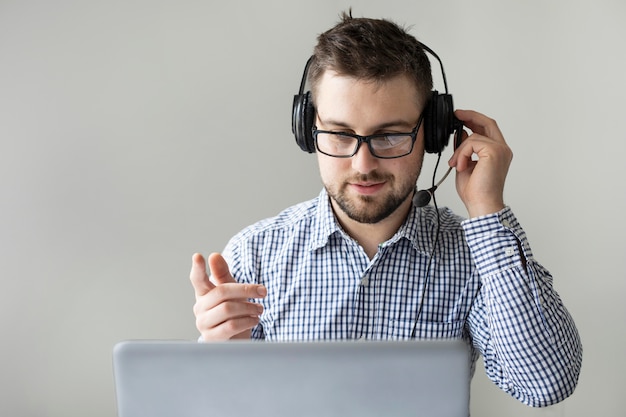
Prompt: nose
<box><xmin>351</xmin><ymin>141</ymin><xmax>379</xmax><ymax>174</ymax></box>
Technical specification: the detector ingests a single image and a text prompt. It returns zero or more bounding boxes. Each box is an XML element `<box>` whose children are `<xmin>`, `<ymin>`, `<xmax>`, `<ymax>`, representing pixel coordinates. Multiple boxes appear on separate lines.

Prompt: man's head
<box><xmin>309</xmin><ymin>12</ymin><xmax>433</xmax><ymax>226</ymax></box>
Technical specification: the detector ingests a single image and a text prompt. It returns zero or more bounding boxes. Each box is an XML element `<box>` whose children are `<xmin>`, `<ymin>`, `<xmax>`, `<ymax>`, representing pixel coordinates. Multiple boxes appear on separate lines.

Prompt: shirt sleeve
<box><xmin>462</xmin><ymin>207</ymin><xmax>582</xmax><ymax>407</ymax></box>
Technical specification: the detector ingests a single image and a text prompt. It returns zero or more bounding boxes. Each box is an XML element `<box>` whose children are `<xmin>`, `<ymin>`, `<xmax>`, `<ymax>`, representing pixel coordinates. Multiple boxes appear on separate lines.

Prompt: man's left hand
<box><xmin>448</xmin><ymin>109</ymin><xmax>513</xmax><ymax>218</ymax></box>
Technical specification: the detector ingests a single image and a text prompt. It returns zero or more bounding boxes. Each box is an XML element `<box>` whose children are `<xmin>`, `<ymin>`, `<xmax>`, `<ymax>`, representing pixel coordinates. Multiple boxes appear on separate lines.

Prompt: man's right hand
<box><xmin>190</xmin><ymin>252</ymin><xmax>266</xmax><ymax>341</ymax></box>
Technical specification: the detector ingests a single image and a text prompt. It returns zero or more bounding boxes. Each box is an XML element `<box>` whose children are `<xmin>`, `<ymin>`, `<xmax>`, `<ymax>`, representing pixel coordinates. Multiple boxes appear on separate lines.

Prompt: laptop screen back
<box><xmin>113</xmin><ymin>339</ymin><xmax>470</xmax><ymax>417</ymax></box>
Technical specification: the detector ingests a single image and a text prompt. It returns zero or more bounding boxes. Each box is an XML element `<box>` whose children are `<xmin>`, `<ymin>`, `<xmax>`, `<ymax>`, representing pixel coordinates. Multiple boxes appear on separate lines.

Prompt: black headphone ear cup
<box><xmin>423</xmin><ymin>91</ymin><xmax>454</xmax><ymax>154</ymax></box>
<box><xmin>292</xmin><ymin>91</ymin><xmax>316</xmax><ymax>153</ymax></box>
<box><xmin>423</xmin><ymin>92</ymin><xmax>438</xmax><ymax>154</ymax></box>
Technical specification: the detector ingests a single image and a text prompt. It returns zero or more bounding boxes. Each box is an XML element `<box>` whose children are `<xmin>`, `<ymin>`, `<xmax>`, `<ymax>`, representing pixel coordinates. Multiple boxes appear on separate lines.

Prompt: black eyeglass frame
<box><xmin>311</xmin><ymin>113</ymin><xmax>425</xmax><ymax>159</ymax></box>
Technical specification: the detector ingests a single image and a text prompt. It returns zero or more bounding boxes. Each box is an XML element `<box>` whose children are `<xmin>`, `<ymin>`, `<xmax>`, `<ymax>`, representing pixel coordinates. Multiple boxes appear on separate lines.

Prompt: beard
<box><xmin>325</xmin><ymin>171</ymin><xmax>416</xmax><ymax>224</ymax></box>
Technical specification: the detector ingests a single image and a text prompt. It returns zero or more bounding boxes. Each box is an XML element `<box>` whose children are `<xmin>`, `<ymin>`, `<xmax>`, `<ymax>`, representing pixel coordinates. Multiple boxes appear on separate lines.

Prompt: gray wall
<box><xmin>1</xmin><ymin>0</ymin><xmax>624</xmax><ymax>416</ymax></box>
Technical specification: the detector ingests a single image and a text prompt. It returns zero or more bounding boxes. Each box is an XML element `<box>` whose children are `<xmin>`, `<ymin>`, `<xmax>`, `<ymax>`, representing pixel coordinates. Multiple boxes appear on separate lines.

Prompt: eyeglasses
<box><xmin>312</xmin><ymin>114</ymin><xmax>424</xmax><ymax>159</ymax></box>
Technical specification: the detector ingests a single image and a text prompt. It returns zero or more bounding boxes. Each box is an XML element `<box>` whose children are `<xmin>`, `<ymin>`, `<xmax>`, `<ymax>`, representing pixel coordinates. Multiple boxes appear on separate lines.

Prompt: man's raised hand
<box><xmin>190</xmin><ymin>252</ymin><xmax>266</xmax><ymax>341</ymax></box>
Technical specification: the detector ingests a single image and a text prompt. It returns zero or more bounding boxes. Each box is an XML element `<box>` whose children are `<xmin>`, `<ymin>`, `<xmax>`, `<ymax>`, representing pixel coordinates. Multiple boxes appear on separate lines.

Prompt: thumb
<box><xmin>190</xmin><ymin>253</ymin><xmax>214</xmax><ymax>297</ymax></box>
<box><xmin>208</xmin><ymin>252</ymin><xmax>236</xmax><ymax>285</ymax></box>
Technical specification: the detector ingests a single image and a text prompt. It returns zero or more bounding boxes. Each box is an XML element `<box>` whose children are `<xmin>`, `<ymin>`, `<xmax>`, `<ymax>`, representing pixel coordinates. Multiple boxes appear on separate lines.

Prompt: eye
<box><xmin>327</xmin><ymin>132</ymin><xmax>354</xmax><ymax>142</ymax></box>
<box><xmin>329</xmin><ymin>132</ymin><xmax>354</xmax><ymax>140</ymax></box>
<box><xmin>372</xmin><ymin>134</ymin><xmax>412</xmax><ymax>149</ymax></box>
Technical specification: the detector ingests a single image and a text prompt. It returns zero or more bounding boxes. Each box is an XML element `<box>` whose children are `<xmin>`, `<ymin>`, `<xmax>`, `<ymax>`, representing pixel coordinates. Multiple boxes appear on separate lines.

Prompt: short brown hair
<box><xmin>308</xmin><ymin>11</ymin><xmax>433</xmax><ymax>109</ymax></box>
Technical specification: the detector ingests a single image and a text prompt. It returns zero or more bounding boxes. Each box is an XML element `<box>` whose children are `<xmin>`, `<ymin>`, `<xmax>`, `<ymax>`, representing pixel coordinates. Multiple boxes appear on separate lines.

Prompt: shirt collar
<box><xmin>391</xmin><ymin>205</ymin><xmax>434</xmax><ymax>255</ymax></box>
<box><xmin>310</xmin><ymin>189</ymin><xmax>342</xmax><ymax>250</ymax></box>
<box><xmin>309</xmin><ymin>188</ymin><xmax>433</xmax><ymax>256</ymax></box>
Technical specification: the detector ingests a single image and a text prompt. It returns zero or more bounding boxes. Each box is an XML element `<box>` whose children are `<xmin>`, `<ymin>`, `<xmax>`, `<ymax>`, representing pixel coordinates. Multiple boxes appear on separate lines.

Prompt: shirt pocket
<box><xmin>389</xmin><ymin>318</ymin><xmax>464</xmax><ymax>340</ymax></box>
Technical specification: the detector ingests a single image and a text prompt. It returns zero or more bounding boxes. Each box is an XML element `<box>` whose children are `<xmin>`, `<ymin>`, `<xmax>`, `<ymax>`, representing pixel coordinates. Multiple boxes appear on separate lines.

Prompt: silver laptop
<box><xmin>113</xmin><ymin>339</ymin><xmax>470</xmax><ymax>417</ymax></box>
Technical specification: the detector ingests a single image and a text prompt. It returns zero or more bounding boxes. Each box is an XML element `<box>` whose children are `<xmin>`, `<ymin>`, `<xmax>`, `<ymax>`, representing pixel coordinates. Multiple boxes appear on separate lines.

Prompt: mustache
<box><xmin>347</xmin><ymin>171</ymin><xmax>392</xmax><ymax>183</ymax></box>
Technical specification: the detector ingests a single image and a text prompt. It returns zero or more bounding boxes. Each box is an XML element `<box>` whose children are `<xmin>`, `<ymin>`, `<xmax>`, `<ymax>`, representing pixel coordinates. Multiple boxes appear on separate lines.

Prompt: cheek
<box><xmin>406</xmin><ymin>145</ymin><xmax>425</xmax><ymax>174</ymax></box>
<box><xmin>393</xmin><ymin>153</ymin><xmax>424</xmax><ymax>185</ymax></box>
<box><xmin>316</xmin><ymin>154</ymin><xmax>345</xmax><ymax>183</ymax></box>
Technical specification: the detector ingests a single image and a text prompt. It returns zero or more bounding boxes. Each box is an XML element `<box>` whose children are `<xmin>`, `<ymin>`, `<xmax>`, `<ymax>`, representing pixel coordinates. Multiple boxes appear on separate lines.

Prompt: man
<box><xmin>190</xmin><ymin>12</ymin><xmax>582</xmax><ymax>407</ymax></box>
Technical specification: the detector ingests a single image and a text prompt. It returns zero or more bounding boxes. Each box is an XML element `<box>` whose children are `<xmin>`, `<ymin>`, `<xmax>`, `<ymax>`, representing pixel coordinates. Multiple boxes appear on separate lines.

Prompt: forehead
<box><xmin>314</xmin><ymin>70</ymin><xmax>422</xmax><ymax>129</ymax></box>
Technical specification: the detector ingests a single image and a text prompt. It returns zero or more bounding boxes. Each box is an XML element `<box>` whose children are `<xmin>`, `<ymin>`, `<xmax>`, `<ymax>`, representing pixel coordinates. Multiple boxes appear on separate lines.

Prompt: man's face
<box><xmin>314</xmin><ymin>70</ymin><xmax>425</xmax><ymax>224</ymax></box>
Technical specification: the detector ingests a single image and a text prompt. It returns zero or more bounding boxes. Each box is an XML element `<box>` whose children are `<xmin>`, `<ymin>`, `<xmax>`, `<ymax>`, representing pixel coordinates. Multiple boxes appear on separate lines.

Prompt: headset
<box><xmin>292</xmin><ymin>42</ymin><xmax>462</xmax><ymax>156</ymax></box>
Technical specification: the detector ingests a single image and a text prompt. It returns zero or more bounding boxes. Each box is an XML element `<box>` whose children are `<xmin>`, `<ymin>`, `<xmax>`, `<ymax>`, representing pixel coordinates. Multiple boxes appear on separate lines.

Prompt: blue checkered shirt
<box><xmin>222</xmin><ymin>189</ymin><xmax>582</xmax><ymax>407</ymax></box>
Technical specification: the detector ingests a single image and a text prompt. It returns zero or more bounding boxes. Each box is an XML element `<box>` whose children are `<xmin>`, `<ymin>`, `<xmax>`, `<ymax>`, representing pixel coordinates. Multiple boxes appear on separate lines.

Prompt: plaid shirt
<box><xmin>222</xmin><ymin>189</ymin><xmax>582</xmax><ymax>407</ymax></box>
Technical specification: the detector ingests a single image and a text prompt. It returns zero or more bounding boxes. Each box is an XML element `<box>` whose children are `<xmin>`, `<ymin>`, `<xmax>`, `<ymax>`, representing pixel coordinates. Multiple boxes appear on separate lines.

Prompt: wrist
<box><xmin>466</xmin><ymin>201</ymin><xmax>505</xmax><ymax>219</ymax></box>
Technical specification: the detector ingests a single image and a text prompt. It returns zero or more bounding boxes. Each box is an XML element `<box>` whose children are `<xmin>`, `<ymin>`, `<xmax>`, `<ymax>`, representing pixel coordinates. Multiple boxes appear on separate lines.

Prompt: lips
<box><xmin>350</xmin><ymin>182</ymin><xmax>385</xmax><ymax>195</ymax></box>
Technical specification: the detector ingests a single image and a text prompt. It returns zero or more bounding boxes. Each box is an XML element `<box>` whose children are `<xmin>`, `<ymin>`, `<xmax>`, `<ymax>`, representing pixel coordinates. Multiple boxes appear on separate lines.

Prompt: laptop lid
<box><xmin>113</xmin><ymin>339</ymin><xmax>470</xmax><ymax>417</ymax></box>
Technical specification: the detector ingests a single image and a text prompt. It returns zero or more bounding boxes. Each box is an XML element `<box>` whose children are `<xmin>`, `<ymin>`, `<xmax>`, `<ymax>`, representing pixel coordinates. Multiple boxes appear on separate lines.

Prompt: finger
<box><xmin>201</xmin><ymin>316</ymin><xmax>260</xmax><ymax>341</ymax></box>
<box><xmin>449</xmin><ymin>130</ymin><xmax>480</xmax><ymax>171</ymax></box>
<box><xmin>454</xmin><ymin>109</ymin><xmax>505</xmax><ymax>142</ymax></box>
<box><xmin>196</xmin><ymin>300</ymin><xmax>263</xmax><ymax>330</ymax></box>
<box><xmin>190</xmin><ymin>253</ymin><xmax>214</xmax><ymax>297</ymax></box>
<box><xmin>198</xmin><ymin>282</ymin><xmax>268</xmax><ymax>312</ymax></box>
<box><xmin>207</xmin><ymin>252</ymin><xmax>236</xmax><ymax>285</ymax></box>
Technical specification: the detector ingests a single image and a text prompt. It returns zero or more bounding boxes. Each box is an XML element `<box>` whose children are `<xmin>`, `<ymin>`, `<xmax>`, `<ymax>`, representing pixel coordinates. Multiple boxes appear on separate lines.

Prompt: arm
<box><xmin>450</xmin><ymin>110</ymin><xmax>582</xmax><ymax>405</ymax></box>
<box><xmin>464</xmin><ymin>208</ymin><xmax>582</xmax><ymax>406</ymax></box>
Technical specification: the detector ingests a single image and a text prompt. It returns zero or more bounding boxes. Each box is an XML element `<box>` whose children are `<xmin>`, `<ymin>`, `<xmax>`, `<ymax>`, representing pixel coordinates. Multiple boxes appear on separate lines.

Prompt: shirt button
<box><xmin>505</xmin><ymin>247</ymin><xmax>515</xmax><ymax>257</ymax></box>
<box><xmin>361</xmin><ymin>276</ymin><xmax>369</xmax><ymax>286</ymax></box>
<box><xmin>502</xmin><ymin>219</ymin><xmax>511</xmax><ymax>228</ymax></box>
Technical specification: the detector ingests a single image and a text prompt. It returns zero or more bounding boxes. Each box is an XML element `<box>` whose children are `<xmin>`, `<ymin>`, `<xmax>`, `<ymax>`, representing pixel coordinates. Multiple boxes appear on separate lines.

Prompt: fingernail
<box><xmin>257</xmin><ymin>285</ymin><xmax>267</xmax><ymax>297</ymax></box>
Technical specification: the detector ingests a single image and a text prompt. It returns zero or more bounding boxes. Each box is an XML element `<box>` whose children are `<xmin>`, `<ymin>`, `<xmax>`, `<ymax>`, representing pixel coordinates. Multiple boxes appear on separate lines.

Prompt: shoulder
<box><xmin>226</xmin><ymin>194</ymin><xmax>321</xmax><ymax>251</ymax></box>
<box><xmin>222</xmin><ymin>194</ymin><xmax>324</xmax><ymax>281</ymax></box>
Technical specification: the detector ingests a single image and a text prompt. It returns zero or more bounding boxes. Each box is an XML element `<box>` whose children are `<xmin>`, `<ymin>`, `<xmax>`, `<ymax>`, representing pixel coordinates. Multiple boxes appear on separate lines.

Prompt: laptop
<box><xmin>113</xmin><ymin>339</ymin><xmax>470</xmax><ymax>417</ymax></box>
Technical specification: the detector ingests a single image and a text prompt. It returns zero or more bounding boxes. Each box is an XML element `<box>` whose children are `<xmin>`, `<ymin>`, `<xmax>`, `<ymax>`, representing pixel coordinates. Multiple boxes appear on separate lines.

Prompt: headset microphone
<box><xmin>413</xmin><ymin>188</ymin><xmax>434</xmax><ymax>208</ymax></box>
<box><xmin>413</xmin><ymin>166</ymin><xmax>453</xmax><ymax>208</ymax></box>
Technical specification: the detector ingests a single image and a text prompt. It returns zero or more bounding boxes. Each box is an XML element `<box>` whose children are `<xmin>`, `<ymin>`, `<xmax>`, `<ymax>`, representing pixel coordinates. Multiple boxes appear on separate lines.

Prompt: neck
<box><xmin>332</xmin><ymin>197</ymin><xmax>413</xmax><ymax>260</ymax></box>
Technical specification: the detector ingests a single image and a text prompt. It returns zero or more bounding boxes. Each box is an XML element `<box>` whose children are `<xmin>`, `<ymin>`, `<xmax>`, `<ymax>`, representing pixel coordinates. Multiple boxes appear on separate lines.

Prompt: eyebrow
<box><xmin>316</xmin><ymin>117</ymin><xmax>415</xmax><ymax>132</ymax></box>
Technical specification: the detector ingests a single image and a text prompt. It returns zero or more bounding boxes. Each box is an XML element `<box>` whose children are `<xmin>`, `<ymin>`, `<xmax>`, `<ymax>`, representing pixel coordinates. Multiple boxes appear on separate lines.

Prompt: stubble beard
<box><xmin>326</xmin><ymin>171</ymin><xmax>418</xmax><ymax>224</ymax></box>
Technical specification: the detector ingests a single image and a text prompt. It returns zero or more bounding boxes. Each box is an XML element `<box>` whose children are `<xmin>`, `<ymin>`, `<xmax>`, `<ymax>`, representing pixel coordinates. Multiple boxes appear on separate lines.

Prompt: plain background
<box><xmin>1</xmin><ymin>0</ymin><xmax>624</xmax><ymax>416</ymax></box>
